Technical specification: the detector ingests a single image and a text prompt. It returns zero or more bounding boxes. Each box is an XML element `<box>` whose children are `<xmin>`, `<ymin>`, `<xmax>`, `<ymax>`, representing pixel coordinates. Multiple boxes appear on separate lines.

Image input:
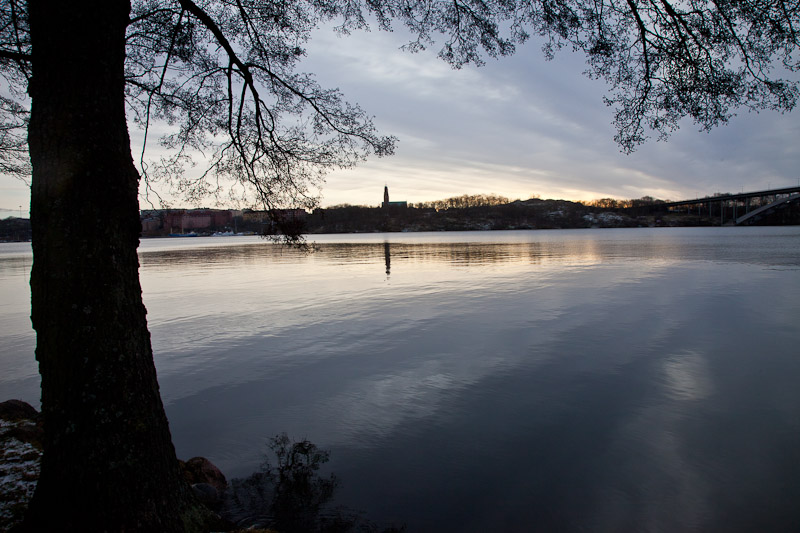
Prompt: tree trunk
<box><xmin>23</xmin><ymin>1</ymin><xmax>200</xmax><ymax>530</ymax></box>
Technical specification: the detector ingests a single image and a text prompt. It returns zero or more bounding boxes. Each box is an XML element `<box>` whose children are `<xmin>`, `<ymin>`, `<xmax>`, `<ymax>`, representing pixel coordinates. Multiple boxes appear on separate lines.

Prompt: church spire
<box><xmin>381</xmin><ymin>185</ymin><xmax>407</xmax><ymax>209</ymax></box>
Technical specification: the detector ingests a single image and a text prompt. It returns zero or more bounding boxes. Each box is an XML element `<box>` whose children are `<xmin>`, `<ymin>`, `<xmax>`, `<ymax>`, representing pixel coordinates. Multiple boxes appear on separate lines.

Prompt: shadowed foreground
<box><xmin>1</xmin><ymin>403</ymin><xmax>401</xmax><ymax>533</ymax></box>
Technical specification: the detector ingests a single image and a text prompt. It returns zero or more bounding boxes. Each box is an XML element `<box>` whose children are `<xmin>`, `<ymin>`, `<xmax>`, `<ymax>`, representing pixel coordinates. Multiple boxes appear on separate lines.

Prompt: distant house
<box><xmin>242</xmin><ymin>208</ymin><xmax>307</xmax><ymax>234</ymax></box>
<box><xmin>139</xmin><ymin>208</ymin><xmax>235</xmax><ymax>236</ymax></box>
<box><xmin>141</xmin><ymin>216</ymin><xmax>161</xmax><ymax>233</ymax></box>
<box><xmin>382</xmin><ymin>186</ymin><xmax>407</xmax><ymax>208</ymax></box>
<box><xmin>164</xmin><ymin>209</ymin><xmax>233</xmax><ymax>233</ymax></box>
<box><xmin>242</xmin><ymin>208</ymin><xmax>307</xmax><ymax>222</ymax></box>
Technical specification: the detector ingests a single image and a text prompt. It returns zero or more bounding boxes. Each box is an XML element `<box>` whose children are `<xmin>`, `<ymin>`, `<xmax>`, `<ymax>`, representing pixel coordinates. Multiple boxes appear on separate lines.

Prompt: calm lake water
<box><xmin>2</xmin><ymin>227</ymin><xmax>799</xmax><ymax>531</ymax></box>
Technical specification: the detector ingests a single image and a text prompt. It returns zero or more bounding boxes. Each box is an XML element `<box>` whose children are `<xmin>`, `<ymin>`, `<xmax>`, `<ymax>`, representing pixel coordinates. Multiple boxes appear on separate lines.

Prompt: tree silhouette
<box><xmin>0</xmin><ymin>0</ymin><xmax>797</xmax><ymax>530</ymax></box>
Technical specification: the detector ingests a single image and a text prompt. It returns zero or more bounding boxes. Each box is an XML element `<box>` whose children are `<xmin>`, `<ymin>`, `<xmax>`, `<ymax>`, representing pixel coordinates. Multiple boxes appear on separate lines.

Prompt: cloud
<box><xmin>4</xmin><ymin>21</ymin><xmax>797</xmax><ymax>212</ymax></box>
<box><xmin>301</xmin><ymin>23</ymin><xmax>800</xmax><ymax>206</ymax></box>
<box><xmin>0</xmin><ymin>176</ymin><xmax>30</xmax><ymax>217</ymax></box>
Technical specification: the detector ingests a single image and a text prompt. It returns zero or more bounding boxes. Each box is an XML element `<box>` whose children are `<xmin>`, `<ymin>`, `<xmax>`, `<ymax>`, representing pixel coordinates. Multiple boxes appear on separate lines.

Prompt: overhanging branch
<box><xmin>0</xmin><ymin>49</ymin><xmax>31</xmax><ymax>62</ymax></box>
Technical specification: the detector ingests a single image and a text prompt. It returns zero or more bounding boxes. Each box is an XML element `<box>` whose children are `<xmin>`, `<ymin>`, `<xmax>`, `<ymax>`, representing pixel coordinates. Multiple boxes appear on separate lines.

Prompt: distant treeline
<box><xmin>305</xmin><ymin>192</ymin><xmax>799</xmax><ymax>233</ymax></box>
<box><xmin>306</xmin><ymin>196</ymin><xmax>676</xmax><ymax>234</ymax></box>
<box><xmin>4</xmin><ymin>192</ymin><xmax>793</xmax><ymax>244</ymax></box>
<box><xmin>0</xmin><ymin>217</ymin><xmax>31</xmax><ymax>242</ymax></box>
<box><xmin>580</xmin><ymin>196</ymin><xmax>667</xmax><ymax>209</ymax></box>
<box><xmin>411</xmin><ymin>193</ymin><xmax>512</xmax><ymax>210</ymax></box>
<box><xmin>581</xmin><ymin>191</ymin><xmax>752</xmax><ymax>209</ymax></box>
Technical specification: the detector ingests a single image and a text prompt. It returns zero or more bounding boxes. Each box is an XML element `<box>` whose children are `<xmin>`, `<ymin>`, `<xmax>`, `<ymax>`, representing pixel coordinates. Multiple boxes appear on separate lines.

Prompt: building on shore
<box><xmin>382</xmin><ymin>185</ymin><xmax>407</xmax><ymax>209</ymax></box>
<box><xmin>140</xmin><ymin>208</ymin><xmax>239</xmax><ymax>236</ymax></box>
<box><xmin>242</xmin><ymin>208</ymin><xmax>307</xmax><ymax>223</ymax></box>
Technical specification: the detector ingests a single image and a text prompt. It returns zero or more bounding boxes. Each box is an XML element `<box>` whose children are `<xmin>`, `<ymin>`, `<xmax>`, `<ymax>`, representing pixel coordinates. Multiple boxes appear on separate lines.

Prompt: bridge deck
<box><xmin>735</xmin><ymin>193</ymin><xmax>800</xmax><ymax>225</ymax></box>
<box><xmin>653</xmin><ymin>186</ymin><xmax>800</xmax><ymax>209</ymax></box>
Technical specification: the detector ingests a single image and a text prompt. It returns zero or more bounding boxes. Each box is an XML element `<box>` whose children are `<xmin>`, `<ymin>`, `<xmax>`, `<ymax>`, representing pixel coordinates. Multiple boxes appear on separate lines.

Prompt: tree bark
<box><xmin>23</xmin><ymin>1</ymin><xmax>200</xmax><ymax>530</ymax></box>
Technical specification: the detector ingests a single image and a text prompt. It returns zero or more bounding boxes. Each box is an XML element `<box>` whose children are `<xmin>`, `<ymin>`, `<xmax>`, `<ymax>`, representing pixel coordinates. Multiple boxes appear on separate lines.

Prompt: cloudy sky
<box><xmin>1</xmin><ymin>22</ymin><xmax>798</xmax><ymax>217</ymax></box>
<box><xmin>300</xmin><ymin>25</ymin><xmax>800</xmax><ymax>208</ymax></box>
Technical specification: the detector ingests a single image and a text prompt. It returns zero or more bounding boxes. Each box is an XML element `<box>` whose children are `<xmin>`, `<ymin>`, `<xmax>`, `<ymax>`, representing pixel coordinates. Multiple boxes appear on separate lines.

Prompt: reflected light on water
<box><xmin>663</xmin><ymin>350</ymin><xmax>713</xmax><ymax>401</ymax></box>
<box><xmin>1</xmin><ymin>228</ymin><xmax>800</xmax><ymax>531</ymax></box>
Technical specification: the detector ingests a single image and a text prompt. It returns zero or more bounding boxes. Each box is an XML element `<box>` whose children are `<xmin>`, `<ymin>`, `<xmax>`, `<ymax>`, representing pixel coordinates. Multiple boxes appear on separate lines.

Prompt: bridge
<box><xmin>735</xmin><ymin>192</ymin><xmax>800</xmax><ymax>225</ymax></box>
<box><xmin>631</xmin><ymin>186</ymin><xmax>800</xmax><ymax>225</ymax></box>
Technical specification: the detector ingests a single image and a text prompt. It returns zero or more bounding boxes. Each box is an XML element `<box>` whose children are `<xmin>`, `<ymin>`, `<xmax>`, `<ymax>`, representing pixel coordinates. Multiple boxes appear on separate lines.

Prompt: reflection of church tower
<box><xmin>384</xmin><ymin>185</ymin><xmax>389</xmax><ymax>206</ymax></box>
<box><xmin>384</xmin><ymin>241</ymin><xmax>391</xmax><ymax>276</ymax></box>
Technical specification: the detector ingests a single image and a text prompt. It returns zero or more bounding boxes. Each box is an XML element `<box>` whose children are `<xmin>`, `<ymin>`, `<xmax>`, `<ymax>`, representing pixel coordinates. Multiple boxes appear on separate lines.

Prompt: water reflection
<box><xmin>134</xmin><ymin>228</ymin><xmax>800</xmax><ymax>270</ymax></box>
<box><xmin>662</xmin><ymin>349</ymin><xmax>713</xmax><ymax>401</ymax></box>
<box><xmin>2</xmin><ymin>229</ymin><xmax>800</xmax><ymax>531</ymax></box>
<box><xmin>223</xmin><ymin>433</ymin><xmax>403</xmax><ymax>532</ymax></box>
<box><xmin>137</xmin><ymin>241</ymin><xmax>582</xmax><ymax>271</ymax></box>
<box><xmin>0</xmin><ymin>255</ymin><xmax>30</xmax><ymax>279</ymax></box>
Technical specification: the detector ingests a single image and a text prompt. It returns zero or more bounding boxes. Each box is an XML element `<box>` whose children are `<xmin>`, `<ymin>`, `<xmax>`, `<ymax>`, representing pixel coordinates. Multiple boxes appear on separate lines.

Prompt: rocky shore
<box><xmin>0</xmin><ymin>400</ymin><xmax>42</xmax><ymax>531</ymax></box>
<box><xmin>0</xmin><ymin>400</ymin><xmax>237</xmax><ymax>532</ymax></box>
<box><xmin>1</xmin><ymin>401</ymin><xmax>401</xmax><ymax>532</ymax></box>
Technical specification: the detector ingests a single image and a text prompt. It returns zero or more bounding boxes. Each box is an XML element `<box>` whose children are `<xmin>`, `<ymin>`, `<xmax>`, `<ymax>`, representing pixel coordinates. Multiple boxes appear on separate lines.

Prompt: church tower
<box><xmin>382</xmin><ymin>185</ymin><xmax>407</xmax><ymax>209</ymax></box>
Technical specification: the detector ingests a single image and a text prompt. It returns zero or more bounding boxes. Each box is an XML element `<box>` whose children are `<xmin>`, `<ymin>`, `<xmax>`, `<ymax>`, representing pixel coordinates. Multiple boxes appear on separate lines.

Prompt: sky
<box><xmin>1</xmin><ymin>22</ymin><xmax>799</xmax><ymax>217</ymax></box>
<box><xmin>300</xmin><ymin>26</ymin><xmax>800</xmax><ymax>207</ymax></box>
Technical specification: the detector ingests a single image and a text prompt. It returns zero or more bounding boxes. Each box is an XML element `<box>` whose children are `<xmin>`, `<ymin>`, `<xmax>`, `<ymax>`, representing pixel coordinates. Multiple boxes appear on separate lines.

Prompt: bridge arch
<box><xmin>736</xmin><ymin>193</ymin><xmax>800</xmax><ymax>225</ymax></box>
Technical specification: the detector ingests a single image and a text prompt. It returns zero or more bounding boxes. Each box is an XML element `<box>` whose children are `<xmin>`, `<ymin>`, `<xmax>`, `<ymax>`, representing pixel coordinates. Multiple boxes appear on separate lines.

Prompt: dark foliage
<box><xmin>0</xmin><ymin>216</ymin><xmax>30</xmax><ymax>241</ymax></box>
<box><xmin>306</xmin><ymin>198</ymin><xmax>634</xmax><ymax>232</ymax></box>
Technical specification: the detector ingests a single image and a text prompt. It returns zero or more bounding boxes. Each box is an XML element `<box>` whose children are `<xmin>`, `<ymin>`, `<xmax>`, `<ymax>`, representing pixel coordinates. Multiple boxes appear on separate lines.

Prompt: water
<box><xmin>1</xmin><ymin>227</ymin><xmax>799</xmax><ymax>531</ymax></box>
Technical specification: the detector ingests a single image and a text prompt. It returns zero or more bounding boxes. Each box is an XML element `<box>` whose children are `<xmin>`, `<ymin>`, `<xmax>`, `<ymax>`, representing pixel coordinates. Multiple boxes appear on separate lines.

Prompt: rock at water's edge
<box><xmin>0</xmin><ymin>400</ymin><xmax>43</xmax><ymax>532</ymax></box>
<box><xmin>0</xmin><ymin>400</ymin><xmax>40</xmax><ymax>424</ymax></box>
<box><xmin>180</xmin><ymin>456</ymin><xmax>228</xmax><ymax>493</ymax></box>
